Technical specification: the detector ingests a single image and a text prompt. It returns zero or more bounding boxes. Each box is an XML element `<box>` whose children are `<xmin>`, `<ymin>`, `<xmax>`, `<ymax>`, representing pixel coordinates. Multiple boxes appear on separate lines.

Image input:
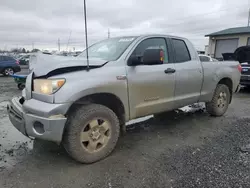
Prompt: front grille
<box><xmin>8</xmin><ymin>105</ymin><xmax>22</xmax><ymax>121</ymax></box>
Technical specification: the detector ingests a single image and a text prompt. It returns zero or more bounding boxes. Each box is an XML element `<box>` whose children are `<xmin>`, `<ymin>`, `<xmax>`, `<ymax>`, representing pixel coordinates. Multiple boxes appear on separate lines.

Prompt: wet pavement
<box><xmin>0</xmin><ymin>75</ymin><xmax>250</xmax><ymax>188</ymax></box>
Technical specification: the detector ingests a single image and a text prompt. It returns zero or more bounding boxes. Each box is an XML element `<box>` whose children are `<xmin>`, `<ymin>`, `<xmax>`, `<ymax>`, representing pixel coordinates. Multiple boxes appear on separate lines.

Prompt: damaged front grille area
<box><xmin>7</xmin><ymin>104</ymin><xmax>22</xmax><ymax>121</ymax></box>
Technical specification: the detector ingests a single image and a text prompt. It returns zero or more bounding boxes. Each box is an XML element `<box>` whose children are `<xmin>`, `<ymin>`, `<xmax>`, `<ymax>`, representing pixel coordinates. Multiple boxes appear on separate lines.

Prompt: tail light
<box><xmin>16</xmin><ymin>60</ymin><xmax>20</xmax><ymax>65</ymax></box>
<box><xmin>237</xmin><ymin>64</ymin><xmax>242</xmax><ymax>72</ymax></box>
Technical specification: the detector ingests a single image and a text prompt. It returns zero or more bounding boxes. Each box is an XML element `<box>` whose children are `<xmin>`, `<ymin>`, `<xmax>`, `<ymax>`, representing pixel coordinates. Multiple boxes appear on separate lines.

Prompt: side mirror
<box><xmin>127</xmin><ymin>55</ymin><xmax>142</xmax><ymax>66</ymax></box>
<box><xmin>142</xmin><ymin>49</ymin><xmax>164</xmax><ymax>65</ymax></box>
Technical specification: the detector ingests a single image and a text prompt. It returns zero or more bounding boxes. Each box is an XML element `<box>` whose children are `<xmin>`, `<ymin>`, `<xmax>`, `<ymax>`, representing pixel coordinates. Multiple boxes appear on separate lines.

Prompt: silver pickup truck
<box><xmin>7</xmin><ymin>35</ymin><xmax>241</xmax><ymax>163</ymax></box>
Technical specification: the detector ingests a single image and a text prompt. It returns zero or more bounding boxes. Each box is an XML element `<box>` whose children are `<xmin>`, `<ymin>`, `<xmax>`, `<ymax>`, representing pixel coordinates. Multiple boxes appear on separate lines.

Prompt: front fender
<box><xmin>52</xmin><ymin>68</ymin><xmax>129</xmax><ymax>121</ymax></box>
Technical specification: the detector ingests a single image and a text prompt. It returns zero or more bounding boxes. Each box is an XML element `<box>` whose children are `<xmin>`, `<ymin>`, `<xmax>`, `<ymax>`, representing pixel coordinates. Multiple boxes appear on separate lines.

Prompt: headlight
<box><xmin>33</xmin><ymin>79</ymin><xmax>65</xmax><ymax>95</ymax></box>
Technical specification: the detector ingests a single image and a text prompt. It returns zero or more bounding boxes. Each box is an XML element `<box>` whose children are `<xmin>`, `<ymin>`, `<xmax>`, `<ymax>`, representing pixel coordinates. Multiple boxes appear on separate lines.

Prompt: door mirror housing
<box><xmin>142</xmin><ymin>49</ymin><xmax>164</xmax><ymax>65</ymax></box>
<box><xmin>128</xmin><ymin>48</ymin><xmax>164</xmax><ymax>66</ymax></box>
<box><xmin>127</xmin><ymin>55</ymin><xmax>141</xmax><ymax>66</ymax></box>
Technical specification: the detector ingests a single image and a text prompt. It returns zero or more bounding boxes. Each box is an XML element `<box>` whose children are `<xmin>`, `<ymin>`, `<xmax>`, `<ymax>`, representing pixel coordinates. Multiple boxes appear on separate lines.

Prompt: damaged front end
<box><xmin>7</xmin><ymin>52</ymin><xmax>108</xmax><ymax>143</ymax></box>
<box><xmin>29</xmin><ymin>52</ymin><xmax>107</xmax><ymax>78</ymax></box>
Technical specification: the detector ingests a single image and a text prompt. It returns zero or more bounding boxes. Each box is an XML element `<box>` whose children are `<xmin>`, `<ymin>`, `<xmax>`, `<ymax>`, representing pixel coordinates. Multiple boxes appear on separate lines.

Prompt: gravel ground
<box><xmin>0</xmin><ymin>74</ymin><xmax>250</xmax><ymax>188</ymax></box>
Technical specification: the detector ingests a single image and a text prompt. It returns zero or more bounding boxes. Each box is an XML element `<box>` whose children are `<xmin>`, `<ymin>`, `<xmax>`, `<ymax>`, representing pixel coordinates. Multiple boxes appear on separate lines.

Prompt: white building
<box><xmin>205</xmin><ymin>26</ymin><xmax>250</xmax><ymax>60</ymax></box>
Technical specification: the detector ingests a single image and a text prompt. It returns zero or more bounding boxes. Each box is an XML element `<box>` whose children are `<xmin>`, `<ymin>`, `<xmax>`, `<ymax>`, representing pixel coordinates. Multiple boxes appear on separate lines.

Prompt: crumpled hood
<box><xmin>29</xmin><ymin>52</ymin><xmax>107</xmax><ymax>77</ymax></box>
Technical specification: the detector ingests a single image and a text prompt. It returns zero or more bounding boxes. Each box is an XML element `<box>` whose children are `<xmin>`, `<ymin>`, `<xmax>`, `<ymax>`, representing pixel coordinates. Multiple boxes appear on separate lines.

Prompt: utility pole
<box><xmin>248</xmin><ymin>8</ymin><xmax>250</xmax><ymax>27</ymax></box>
<box><xmin>108</xmin><ymin>28</ymin><xmax>110</xmax><ymax>38</ymax></box>
<box><xmin>66</xmin><ymin>31</ymin><xmax>72</xmax><ymax>51</ymax></box>
<box><xmin>58</xmin><ymin>38</ymin><xmax>60</xmax><ymax>51</ymax></box>
<box><xmin>32</xmin><ymin>42</ymin><xmax>34</xmax><ymax>50</ymax></box>
<box><xmin>83</xmin><ymin>0</ymin><xmax>89</xmax><ymax>70</ymax></box>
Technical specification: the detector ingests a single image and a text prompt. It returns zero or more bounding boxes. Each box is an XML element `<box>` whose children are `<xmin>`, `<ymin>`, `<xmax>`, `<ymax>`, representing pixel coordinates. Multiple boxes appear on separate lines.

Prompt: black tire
<box><xmin>206</xmin><ymin>84</ymin><xmax>230</xmax><ymax>116</ymax></box>
<box><xmin>18</xmin><ymin>83</ymin><xmax>25</xmax><ymax>90</ymax></box>
<box><xmin>63</xmin><ymin>104</ymin><xmax>120</xmax><ymax>164</ymax></box>
<box><xmin>3</xmin><ymin>67</ymin><xmax>14</xmax><ymax>76</ymax></box>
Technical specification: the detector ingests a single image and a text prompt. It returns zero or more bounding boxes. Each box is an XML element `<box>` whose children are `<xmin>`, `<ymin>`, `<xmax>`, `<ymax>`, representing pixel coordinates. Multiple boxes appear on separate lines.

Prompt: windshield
<box><xmin>78</xmin><ymin>37</ymin><xmax>137</xmax><ymax>61</ymax></box>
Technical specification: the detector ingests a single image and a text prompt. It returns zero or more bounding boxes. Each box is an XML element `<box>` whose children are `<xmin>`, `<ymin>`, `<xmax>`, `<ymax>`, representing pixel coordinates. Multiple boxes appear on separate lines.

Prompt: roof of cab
<box><xmin>111</xmin><ymin>34</ymin><xmax>187</xmax><ymax>39</ymax></box>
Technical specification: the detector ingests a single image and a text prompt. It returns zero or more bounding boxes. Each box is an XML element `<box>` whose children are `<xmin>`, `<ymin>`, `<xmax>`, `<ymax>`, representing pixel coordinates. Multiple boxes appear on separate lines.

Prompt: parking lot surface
<box><xmin>0</xmin><ymin>74</ymin><xmax>250</xmax><ymax>188</ymax></box>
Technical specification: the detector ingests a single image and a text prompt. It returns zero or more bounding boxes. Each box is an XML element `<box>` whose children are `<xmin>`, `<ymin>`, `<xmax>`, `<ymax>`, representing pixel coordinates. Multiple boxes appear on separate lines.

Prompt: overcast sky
<box><xmin>0</xmin><ymin>0</ymin><xmax>249</xmax><ymax>51</ymax></box>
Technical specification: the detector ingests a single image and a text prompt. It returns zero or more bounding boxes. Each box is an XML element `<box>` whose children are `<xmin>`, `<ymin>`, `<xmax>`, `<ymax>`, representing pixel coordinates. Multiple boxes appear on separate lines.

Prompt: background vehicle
<box><xmin>0</xmin><ymin>55</ymin><xmax>21</xmax><ymax>76</ymax></box>
<box><xmin>240</xmin><ymin>62</ymin><xmax>250</xmax><ymax>88</ymax></box>
<box><xmin>222</xmin><ymin>46</ymin><xmax>250</xmax><ymax>88</ymax></box>
<box><xmin>18</xmin><ymin>55</ymin><xmax>30</xmax><ymax>65</ymax></box>
<box><xmin>199</xmin><ymin>54</ymin><xmax>219</xmax><ymax>62</ymax></box>
<box><xmin>7</xmin><ymin>35</ymin><xmax>241</xmax><ymax>164</ymax></box>
<box><xmin>235</xmin><ymin>46</ymin><xmax>250</xmax><ymax>88</ymax></box>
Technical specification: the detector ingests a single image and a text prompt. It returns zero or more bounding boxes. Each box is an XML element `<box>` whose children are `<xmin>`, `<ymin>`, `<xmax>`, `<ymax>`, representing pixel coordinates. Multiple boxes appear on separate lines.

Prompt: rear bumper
<box><xmin>7</xmin><ymin>97</ymin><xmax>68</xmax><ymax>142</ymax></box>
<box><xmin>15</xmin><ymin>66</ymin><xmax>21</xmax><ymax>72</ymax></box>
<box><xmin>14</xmin><ymin>66</ymin><xmax>21</xmax><ymax>73</ymax></box>
<box><xmin>235</xmin><ymin>84</ymin><xmax>241</xmax><ymax>93</ymax></box>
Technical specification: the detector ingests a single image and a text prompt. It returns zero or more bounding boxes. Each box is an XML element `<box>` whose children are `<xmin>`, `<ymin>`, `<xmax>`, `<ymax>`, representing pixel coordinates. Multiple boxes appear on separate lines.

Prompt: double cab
<box><xmin>7</xmin><ymin>35</ymin><xmax>241</xmax><ymax>163</ymax></box>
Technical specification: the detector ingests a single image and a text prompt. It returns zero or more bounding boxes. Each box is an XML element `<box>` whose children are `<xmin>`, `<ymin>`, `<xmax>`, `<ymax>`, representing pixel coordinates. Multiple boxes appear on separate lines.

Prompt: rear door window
<box><xmin>3</xmin><ymin>56</ymin><xmax>14</xmax><ymax>61</ymax></box>
<box><xmin>2</xmin><ymin>56</ymin><xmax>8</xmax><ymax>61</ymax></box>
<box><xmin>172</xmin><ymin>39</ymin><xmax>191</xmax><ymax>63</ymax></box>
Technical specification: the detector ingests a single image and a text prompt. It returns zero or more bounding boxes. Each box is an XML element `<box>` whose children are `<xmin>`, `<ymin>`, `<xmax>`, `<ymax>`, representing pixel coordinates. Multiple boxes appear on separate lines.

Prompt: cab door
<box><xmin>170</xmin><ymin>38</ymin><xmax>203</xmax><ymax>108</ymax></box>
<box><xmin>126</xmin><ymin>37</ymin><xmax>176</xmax><ymax>119</ymax></box>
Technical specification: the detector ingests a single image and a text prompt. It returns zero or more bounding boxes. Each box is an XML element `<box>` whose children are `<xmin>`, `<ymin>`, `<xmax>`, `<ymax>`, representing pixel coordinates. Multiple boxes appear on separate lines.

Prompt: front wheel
<box><xmin>17</xmin><ymin>83</ymin><xmax>25</xmax><ymax>90</ymax></box>
<box><xmin>206</xmin><ymin>84</ymin><xmax>230</xmax><ymax>116</ymax></box>
<box><xmin>63</xmin><ymin>104</ymin><xmax>120</xmax><ymax>163</ymax></box>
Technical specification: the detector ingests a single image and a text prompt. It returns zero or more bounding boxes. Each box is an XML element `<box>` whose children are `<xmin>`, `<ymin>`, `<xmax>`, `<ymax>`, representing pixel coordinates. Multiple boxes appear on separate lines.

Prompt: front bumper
<box><xmin>7</xmin><ymin>97</ymin><xmax>68</xmax><ymax>142</ymax></box>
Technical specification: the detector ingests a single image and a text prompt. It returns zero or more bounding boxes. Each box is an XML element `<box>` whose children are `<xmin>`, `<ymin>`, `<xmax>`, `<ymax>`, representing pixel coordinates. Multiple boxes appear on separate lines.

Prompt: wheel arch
<box><xmin>66</xmin><ymin>92</ymin><xmax>126</xmax><ymax>133</ymax></box>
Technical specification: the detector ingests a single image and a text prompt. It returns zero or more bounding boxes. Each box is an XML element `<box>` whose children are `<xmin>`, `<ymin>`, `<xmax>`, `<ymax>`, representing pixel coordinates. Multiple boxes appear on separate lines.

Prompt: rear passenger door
<box><xmin>171</xmin><ymin>38</ymin><xmax>203</xmax><ymax>108</ymax></box>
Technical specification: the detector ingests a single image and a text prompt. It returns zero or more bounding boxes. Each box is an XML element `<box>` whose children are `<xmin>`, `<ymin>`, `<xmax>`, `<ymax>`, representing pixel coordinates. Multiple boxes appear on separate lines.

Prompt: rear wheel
<box><xmin>63</xmin><ymin>104</ymin><xmax>120</xmax><ymax>163</ymax></box>
<box><xmin>3</xmin><ymin>68</ymin><xmax>14</xmax><ymax>76</ymax></box>
<box><xmin>206</xmin><ymin>84</ymin><xmax>230</xmax><ymax>116</ymax></box>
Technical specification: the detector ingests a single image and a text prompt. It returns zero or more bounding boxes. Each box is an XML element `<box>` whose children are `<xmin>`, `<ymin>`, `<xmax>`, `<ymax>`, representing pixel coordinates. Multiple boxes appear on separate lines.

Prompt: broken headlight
<box><xmin>33</xmin><ymin>79</ymin><xmax>65</xmax><ymax>95</ymax></box>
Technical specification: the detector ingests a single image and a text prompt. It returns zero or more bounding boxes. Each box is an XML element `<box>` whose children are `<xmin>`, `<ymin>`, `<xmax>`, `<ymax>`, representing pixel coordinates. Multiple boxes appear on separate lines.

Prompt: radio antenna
<box><xmin>83</xmin><ymin>0</ymin><xmax>89</xmax><ymax>70</ymax></box>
